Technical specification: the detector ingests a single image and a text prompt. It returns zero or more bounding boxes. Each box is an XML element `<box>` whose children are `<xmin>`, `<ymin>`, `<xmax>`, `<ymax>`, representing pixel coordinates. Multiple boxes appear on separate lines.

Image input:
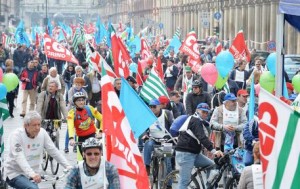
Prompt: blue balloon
<box><xmin>129</xmin><ymin>63</ymin><xmax>137</xmax><ymax>73</ymax></box>
<box><xmin>0</xmin><ymin>83</ymin><xmax>7</xmax><ymax>100</ymax></box>
<box><xmin>266</xmin><ymin>52</ymin><xmax>276</xmax><ymax>76</ymax></box>
<box><xmin>216</xmin><ymin>51</ymin><xmax>235</xmax><ymax>77</ymax></box>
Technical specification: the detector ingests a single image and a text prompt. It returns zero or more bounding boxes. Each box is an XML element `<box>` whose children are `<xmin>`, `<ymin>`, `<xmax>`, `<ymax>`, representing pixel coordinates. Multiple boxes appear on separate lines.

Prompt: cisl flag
<box><xmin>179</xmin><ymin>31</ymin><xmax>200</xmax><ymax>62</ymax></box>
<box><xmin>101</xmin><ymin>64</ymin><xmax>149</xmax><ymax>189</ymax></box>
<box><xmin>258</xmin><ymin>88</ymin><xmax>300</xmax><ymax>189</ymax></box>
<box><xmin>44</xmin><ymin>34</ymin><xmax>79</xmax><ymax>64</ymax></box>
<box><xmin>229</xmin><ymin>30</ymin><xmax>251</xmax><ymax>62</ymax></box>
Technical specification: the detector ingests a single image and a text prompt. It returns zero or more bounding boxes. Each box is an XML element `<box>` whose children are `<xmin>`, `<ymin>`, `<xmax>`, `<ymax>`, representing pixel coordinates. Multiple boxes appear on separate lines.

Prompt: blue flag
<box><xmin>128</xmin><ymin>35</ymin><xmax>141</xmax><ymax>58</ymax></box>
<box><xmin>57</xmin><ymin>30</ymin><xmax>65</xmax><ymax>42</ymax></box>
<box><xmin>163</xmin><ymin>36</ymin><xmax>181</xmax><ymax>57</ymax></box>
<box><xmin>58</xmin><ymin>22</ymin><xmax>72</xmax><ymax>36</ymax></box>
<box><xmin>95</xmin><ymin>17</ymin><xmax>107</xmax><ymax>45</ymax></box>
<box><xmin>248</xmin><ymin>75</ymin><xmax>255</xmax><ymax>121</ymax></box>
<box><xmin>106</xmin><ymin>21</ymin><xmax>112</xmax><ymax>48</ymax></box>
<box><xmin>47</xmin><ymin>19</ymin><xmax>53</xmax><ymax>38</ymax></box>
<box><xmin>120</xmin><ymin>77</ymin><xmax>157</xmax><ymax>138</ymax></box>
<box><xmin>15</xmin><ymin>20</ymin><xmax>30</xmax><ymax>47</ymax></box>
<box><xmin>283</xmin><ymin>78</ymin><xmax>289</xmax><ymax>99</ymax></box>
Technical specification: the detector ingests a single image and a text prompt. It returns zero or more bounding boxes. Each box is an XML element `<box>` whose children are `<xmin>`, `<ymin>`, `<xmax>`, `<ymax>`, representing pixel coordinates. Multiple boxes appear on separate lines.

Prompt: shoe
<box><xmin>10</xmin><ymin>114</ymin><xmax>14</xmax><ymax>118</ymax></box>
<box><xmin>64</xmin><ymin>149</ymin><xmax>69</xmax><ymax>153</ymax></box>
<box><xmin>73</xmin><ymin>145</ymin><xmax>77</xmax><ymax>153</ymax></box>
<box><xmin>20</xmin><ymin>114</ymin><xmax>25</xmax><ymax>118</ymax></box>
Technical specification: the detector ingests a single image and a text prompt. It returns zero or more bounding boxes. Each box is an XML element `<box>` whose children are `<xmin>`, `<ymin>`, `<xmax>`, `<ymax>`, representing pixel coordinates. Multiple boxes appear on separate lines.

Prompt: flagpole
<box><xmin>102</xmin><ymin>133</ymin><xmax>107</xmax><ymax>189</ymax></box>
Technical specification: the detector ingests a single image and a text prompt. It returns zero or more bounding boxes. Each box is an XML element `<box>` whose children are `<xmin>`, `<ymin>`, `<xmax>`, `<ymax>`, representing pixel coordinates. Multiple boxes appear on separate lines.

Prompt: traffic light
<box><xmin>213</xmin><ymin>26</ymin><xmax>220</xmax><ymax>36</ymax></box>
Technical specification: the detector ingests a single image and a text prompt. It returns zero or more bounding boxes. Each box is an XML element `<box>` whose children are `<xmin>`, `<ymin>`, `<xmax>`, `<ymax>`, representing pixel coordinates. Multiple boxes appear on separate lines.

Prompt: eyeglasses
<box><xmin>149</xmin><ymin>105</ymin><xmax>157</xmax><ymax>109</ymax></box>
<box><xmin>86</xmin><ymin>152</ymin><xmax>101</xmax><ymax>156</ymax></box>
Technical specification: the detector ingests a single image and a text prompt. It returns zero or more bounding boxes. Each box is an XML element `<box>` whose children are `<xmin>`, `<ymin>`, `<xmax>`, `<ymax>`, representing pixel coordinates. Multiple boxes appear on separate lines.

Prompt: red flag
<box><xmin>155</xmin><ymin>57</ymin><xmax>164</xmax><ymax>81</ymax></box>
<box><xmin>111</xmin><ymin>31</ymin><xmax>130</xmax><ymax>77</ymax></box>
<box><xmin>35</xmin><ymin>33</ymin><xmax>39</xmax><ymax>47</ymax></box>
<box><xmin>187</xmin><ymin>58</ymin><xmax>202</xmax><ymax>74</ymax></box>
<box><xmin>43</xmin><ymin>34</ymin><xmax>79</xmax><ymax>64</ymax></box>
<box><xmin>2</xmin><ymin>33</ymin><xmax>6</xmax><ymax>48</ymax></box>
<box><xmin>136</xmin><ymin>60</ymin><xmax>144</xmax><ymax>86</ymax></box>
<box><xmin>90</xmin><ymin>51</ymin><xmax>116</xmax><ymax>80</ymax></box>
<box><xmin>229</xmin><ymin>30</ymin><xmax>251</xmax><ymax>62</ymax></box>
<box><xmin>179</xmin><ymin>31</ymin><xmax>200</xmax><ymax>63</ymax></box>
<box><xmin>101</xmin><ymin>68</ymin><xmax>150</xmax><ymax>189</ymax></box>
<box><xmin>215</xmin><ymin>42</ymin><xmax>222</xmax><ymax>55</ymax></box>
<box><xmin>141</xmin><ymin>37</ymin><xmax>151</xmax><ymax>60</ymax></box>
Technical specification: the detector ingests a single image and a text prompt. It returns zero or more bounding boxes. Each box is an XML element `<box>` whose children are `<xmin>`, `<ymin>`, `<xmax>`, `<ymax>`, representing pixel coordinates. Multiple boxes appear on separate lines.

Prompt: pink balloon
<box><xmin>0</xmin><ymin>68</ymin><xmax>3</xmax><ymax>82</ymax></box>
<box><xmin>200</xmin><ymin>63</ymin><xmax>218</xmax><ymax>85</ymax></box>
<box><xmin>255</xmin><ymin>84</ymin><xmax>260</xmax><ymax>96</ymax></box>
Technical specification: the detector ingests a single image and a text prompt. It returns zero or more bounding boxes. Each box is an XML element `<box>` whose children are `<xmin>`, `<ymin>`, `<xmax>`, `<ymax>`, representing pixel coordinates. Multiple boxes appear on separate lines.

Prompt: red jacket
<box><xmin>19</xmin><ymin>68</ymin><xmax>38</xmax><ymax>90</ymax></box>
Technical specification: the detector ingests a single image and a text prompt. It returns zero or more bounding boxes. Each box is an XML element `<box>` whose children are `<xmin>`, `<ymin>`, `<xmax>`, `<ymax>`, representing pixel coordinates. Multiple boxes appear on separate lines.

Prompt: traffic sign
<box><xmin>214</xmin><ymin>12</ymin><xmax>221</xmax><ymax>20</ymax></box>
<box><xmin>159</xmin><ymin>23</ymin><xmax>164</xmax><ymax>29</ymax></box>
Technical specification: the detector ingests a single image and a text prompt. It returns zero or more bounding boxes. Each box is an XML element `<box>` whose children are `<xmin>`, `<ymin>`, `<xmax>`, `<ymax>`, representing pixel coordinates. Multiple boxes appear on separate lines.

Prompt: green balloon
<box><xmin>259</xmin><ymin>71</ymin><xmax>275</xmax><ymax>93</ymax></box>
<box><xmin>292</xmin><ymin>74</ymin><xmax>300</xmax><ymax>93</ymax></box>
<box><xmin>2</xmin><ymin>73</ymin><xmax>19</xmax><ymax>92</ymax></box>
<box><xmin>215</xmin><ymin>74</ymin><xmax>229</xmax><ymax>90</ymax></box>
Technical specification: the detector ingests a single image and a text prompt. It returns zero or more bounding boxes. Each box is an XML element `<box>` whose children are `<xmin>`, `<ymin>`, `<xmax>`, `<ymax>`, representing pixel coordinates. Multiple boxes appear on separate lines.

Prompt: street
<box><xmin>2</xmin><ymin>90</ymin><xmax>77</xmax><ymax>189</ymax></box>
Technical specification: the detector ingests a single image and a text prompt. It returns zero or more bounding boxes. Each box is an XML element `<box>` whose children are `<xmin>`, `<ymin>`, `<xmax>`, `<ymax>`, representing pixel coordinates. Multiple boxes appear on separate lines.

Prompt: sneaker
<box><xmin>10</xmin><ymin>114</ymin><xmax>14</xmax><ymax>118</ymax></box>
<box><xmin>20</xmin><ymin>114</ymin><xmax>25</xmax><ymax>118</ymax></box>
<box><xmin>207</xmin><ymin>169</ymin><xmax>219</xmax><ymax>184</ymax></box>
<box><xmin>64</xmin><ymin>149</ymin><xmax>69</xmax><ymax>153</ymax></box>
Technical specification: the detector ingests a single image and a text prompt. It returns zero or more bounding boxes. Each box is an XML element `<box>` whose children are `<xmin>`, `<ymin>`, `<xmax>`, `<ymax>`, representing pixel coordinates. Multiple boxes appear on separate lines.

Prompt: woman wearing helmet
<box><xmin>65</xmin><ymin>137</ymin><xmax>120</xmax><ymax>189</ymax></box>
<box><xmin>67</xmin><ymin>92</ymin><xmax>103</xmax><ymax>160</ymax></box>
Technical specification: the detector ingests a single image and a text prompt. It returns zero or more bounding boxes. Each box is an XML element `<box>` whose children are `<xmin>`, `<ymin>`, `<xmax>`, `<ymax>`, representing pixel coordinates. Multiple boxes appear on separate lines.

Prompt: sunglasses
<box><xmin>149</xmin><ymin>105</ymin><xmax>157</xmax><ymax>109</ymax></box>
<box><xmin>86</xmin><ymin>152</ymin><xmax>101</xmax><ymax>156</ymax></box>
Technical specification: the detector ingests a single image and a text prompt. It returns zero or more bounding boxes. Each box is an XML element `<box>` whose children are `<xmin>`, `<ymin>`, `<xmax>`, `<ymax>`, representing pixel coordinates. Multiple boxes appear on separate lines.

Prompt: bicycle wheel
<box><xmin>50</xmin><ymin>139</ymin><xmax>60</xmax><ymax>175</ymax></box>
<box><xmin>151</xmin><ymin>157</ymin><xmax>159</xmax><ymax>189</ymax></box>
<box><xmin>157</xmin><ymin>159</ymin><xmax>166</xmax><ymax>189</ymax></box>
<box><xmin>162</xmin><ymin>170</ymin><xmax>200</xmax><ymax>189</ymax></box>
<box><xmin>42</xmin><ymin>149</ymin><xmax>49</xmax><ymax>171</ymax></box>
<box><xmin>225</xmin><ymin>177</ymin><xmax>239</xmax><ymax>189</ymax></box>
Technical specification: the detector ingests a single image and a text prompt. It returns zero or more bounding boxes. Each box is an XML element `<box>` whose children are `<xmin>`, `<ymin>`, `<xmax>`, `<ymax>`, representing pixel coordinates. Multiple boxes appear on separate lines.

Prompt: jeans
<box><xmin>176</xmin><ymin>151</ymin><xmax>215</xmax><ymax>189</ymax></box>
<box><xmin>6</xmin><ymin>175</ymin><xmax>39</xmax><ymax>189</ymax></box>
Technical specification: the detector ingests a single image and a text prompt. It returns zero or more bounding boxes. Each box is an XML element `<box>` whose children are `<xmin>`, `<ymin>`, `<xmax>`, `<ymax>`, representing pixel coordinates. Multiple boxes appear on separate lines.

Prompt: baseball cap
<box><xmin>158</xmin><ymin>96</ymin><xmax>170</xmax><ymax>104</ymax></box>
<box><xmin>149</xmin><ymin>99</ymin><xmax>160</xmax><ymax>106</ymax></box>
<box><xmin>237</xmin><ymin>89</ymin><xmax>249</xmax><ymax>96</ymax></box>
<box><xmin>126</xmin><ymin>76</ymin><xmax>137</xmax><ymax>84</ymax></box>
<box><xmin>184</xmin><ymin>66</ymin><xmax>192</xmax><ymax>72</ymax></box>
<box><xmin>196</xmin><ymin>103</ymin><xmax>210</xmax><ymax>112</ymax></box>
<box><xmin>224</xmin><ymin>93</ymin><xmax>237</xmax><ymax>101</ymax></box>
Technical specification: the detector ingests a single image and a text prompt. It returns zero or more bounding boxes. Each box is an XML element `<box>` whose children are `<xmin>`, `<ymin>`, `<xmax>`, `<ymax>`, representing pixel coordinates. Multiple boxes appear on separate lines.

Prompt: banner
<box><xmin>229</xmin><ymin>30</ymin><xmax>251</xmax><ymax>62</ymax></box>
<box><xmin>44</xmin><ymin>34</ymin><xmax>79</xmax><ymax>64</ymax></box>
<box><xmin>179</xmin><ymin>31</ymin><xmax>200</xmax><ymax>62</ymax></box>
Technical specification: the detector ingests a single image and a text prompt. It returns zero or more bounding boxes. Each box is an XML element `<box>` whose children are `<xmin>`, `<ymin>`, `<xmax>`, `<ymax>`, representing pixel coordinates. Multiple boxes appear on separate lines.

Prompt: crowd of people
<box><xmin>1</xmin><ymin>32</ymin><xmax>299</xmax><ymax>189</ymax></box>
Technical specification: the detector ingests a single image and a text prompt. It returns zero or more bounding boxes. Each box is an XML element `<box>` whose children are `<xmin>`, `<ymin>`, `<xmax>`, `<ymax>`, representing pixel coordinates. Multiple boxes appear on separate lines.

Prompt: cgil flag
<box><xmin>0</xmin><ymin>99</ymin><xmax>9</xmax><ymax>158</ymax></box>
<box><xmin>258</xmin><ymin>88</ymin><xmax>300</xmax><ymax>189</ymax></box>
<box><xmin>120</xmin><ymin>77</ymin><xmax>157</xmax><ymax>138</ymax></box>
<box><xmin>101</xmin><ymin>65</ymin><xmax>150</xmax><ymax>189</ymax></box>
<box><xmin>229</xmin><ymin>30</ymin><xmax>251</xmax><ymax>62</ymax></box>
<box><xmin>140</xmin><ymin>68</ymin><xmax>169</xmax><ymax>103</ymax></box>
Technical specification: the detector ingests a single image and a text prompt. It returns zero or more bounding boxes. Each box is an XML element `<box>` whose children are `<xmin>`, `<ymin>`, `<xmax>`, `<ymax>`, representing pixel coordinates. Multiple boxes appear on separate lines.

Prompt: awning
<box><xmin>279</xmin><ymin>0</ymin><xmax>300</xmax><ymax>31</ymax></box>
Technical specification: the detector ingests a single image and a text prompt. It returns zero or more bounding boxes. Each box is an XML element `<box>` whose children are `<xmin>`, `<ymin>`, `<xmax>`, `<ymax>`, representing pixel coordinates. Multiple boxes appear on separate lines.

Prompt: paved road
<box><xmin>3</xmin><ymin>91</ymin><xmax>77</xmax><ymax>189</ymax></box>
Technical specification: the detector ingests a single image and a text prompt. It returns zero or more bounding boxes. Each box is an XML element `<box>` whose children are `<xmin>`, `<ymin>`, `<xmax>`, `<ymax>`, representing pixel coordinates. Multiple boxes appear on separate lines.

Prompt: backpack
<box><xmin>170</xmin><ymin>115</ymin><xmax>189</xmax><ymax>137</ymax></box>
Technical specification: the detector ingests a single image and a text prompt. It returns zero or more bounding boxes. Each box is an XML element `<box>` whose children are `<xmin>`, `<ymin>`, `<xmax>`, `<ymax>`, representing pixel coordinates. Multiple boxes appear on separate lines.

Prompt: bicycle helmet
<box><xmin>82</xmin><ymin>137</ymin><xmax>102</xmax><ymax>152</ymax></box>
<box><xmin>72</xmin><ymin>92</ymin><xmax>86</xmax><ymax>103</ymax></box>
<box><xmin>192</xmin><ymin>80</ymin><xmax>202</xmax><ymax>87</ymax></box>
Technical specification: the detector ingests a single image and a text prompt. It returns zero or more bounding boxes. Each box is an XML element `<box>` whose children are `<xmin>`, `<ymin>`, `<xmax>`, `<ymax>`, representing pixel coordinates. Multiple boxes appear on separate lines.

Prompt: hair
<box><xmin>49</xmin><ymin>67</ymin><xmax>57</xmax><ymax>73</ymax></box>
<box><xmin>73</xmin><ymin>77</ymin><xmax>85</xmax><ymax>85</ymax></box>
<box><xmin>169</xmin><ymin>90</ymin><xmax>179</xmax><ymax>97</ymax></box>
<box><xmin>5</xmin><ymin>66</ymin><xmax>13</xmax><ymax>73</ymax></box>
<box><xmin>75</xmin><ymin>65</ymin><xmax>83</xmax><ymax>72</ymax></box>
<box><xmin>23</xmin><ymin>111</ymin><xmax>42</xmax><ymax>125</ymax></box>
<box><xmin>5</xmin><ymin>59</ymin><xmax>13</xmax><ymax>67</ymax></box>
<box><xmin>48</xmin><ymin>80</ymin><xmax>59</xmax><ymax>88</ymax></box>
<box><xmin>253</xmin><ymin>141</ymin><xmax>260</xmax><ymax>160</ymax></box>
<box><xmin>114</xmin><ymin>78</ymin><xmax>121</xmax><ymax>86</ymax></box>
<box><xmin>42</xmin><ymin>63</ymin><xmax>48</xmax><ymax>68</ymax></box>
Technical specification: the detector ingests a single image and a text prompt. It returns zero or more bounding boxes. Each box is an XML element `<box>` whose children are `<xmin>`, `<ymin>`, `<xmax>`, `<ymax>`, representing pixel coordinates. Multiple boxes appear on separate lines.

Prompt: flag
<box><xmin>163</xmin><ymin>27</ymin><xmax>181</xmax><ymax>57</ymax></box>
<box><xmin>258</xmin><ymin>88</ymin><xmax>300</xmax><ymax>189</ymax></box>
<box><xmin>35</xmin><ymin>32</ymin><xmax>39</xmax><ymax>47</ymax></box>
<box><xmin>120</xmin><ymin>77</ymin><xmax>157</xmax><ymax>138</ymax></box>
<box><xmin>2</xmin><ymin>33</ymin><xmax>6</xmax><ymax>47</ymax></box>
<box><xmin>101</xmin><ymin>65</ymin><xmax>150</xmax><ymax>189</ymax></box>
<box><xmin>46</xmin><ymin>19</ymin><xmax>54</xmax><ymax>37</ymax></box>
<box><xmin>128</xmin><ymin>35</ymin><xmax>141</xmax><ymax>58</ymax></box>
<box><xmin>106</xmin><ymin>21</ymin><xmax>112</xmax><ymax>48</ymax></box>
<box><xmin>215</xmin><ymin>41</ymin><xmax>223</xmax><ymax>55</ymax></box>
<box><xmin>14</xmin><ymin>20</ymin><xmax>30</xmax><ymax>47</ymax></box>
<box><xmin>79</xmin><ymin>16</ymin><xmax>85</xmax><ymax>36</ymax></box>
<box><xmin>85</xmin><ymin>41</ymin><xmax>93</xmax><ymax>71</ymax></box>
<box><xmin>95</xmin><ymin>17</ymin><xmax>107</xmax><ymax>45</ymax></box>
<box><xmin>111</xmin><ymin>26</ymin><xmax>130</xmax><ymax>78</ymax></box>
<box><xmin>248</xmin><ymin>75</ymin><xmax>255</xmax><ymax>120</ymax></box>
<box><xmin>179</xmin><ymin>30</ymin><xmax>200</xmax><ymax>62</ymax></box>
<box><xmin>140</xmin><ymin>68</ymin><xmax>169</xmax><ymax>103</ymax></box>
<box><xmin>155</xmin><ymin>57</ymin><xmax>164</xmax><ymax>81</ymax></box>
<box><xmin>229</xmin><ymin>30</ymin><xmax>251</xmax><ymax>62</ymax></box>
<box><xmin>140</xmin><ymin>37</ymin><xmax>151</xmax><ymax>60</ymax></box>
<box><xmin>44</xmin><ymin>34</ymin><xmax>79</xmax><ymax>64</ymax></box>
<box><xmin>0</xmin><ymin>99</ymin><xmax>9</xmax><ymax>159</ymax></box>
<box><xmin>72</xmin><ymin>30</ymin><xmax>81</xmax><ymax>53</ymax></box>
<box><xmin>136</xmin><ymin>60</ymin><xmax>144</xmax><ymax>86</ymax></box>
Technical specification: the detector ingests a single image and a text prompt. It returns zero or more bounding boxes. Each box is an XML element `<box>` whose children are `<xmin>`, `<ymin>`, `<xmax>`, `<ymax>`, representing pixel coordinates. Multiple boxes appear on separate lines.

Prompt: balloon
<box><xmin>215</xmin><ymin>74</ymin><xmax>229</xmax><ymax>90</ymax></box>
<box><xmin>259</xmin><ymin>71</ymin><xmax>275</xmax><ymax>93</ymax></box>
<box><xmin>201</xmin><ymin>63</ymin><xmax>218</xmax><ymax>85</ymax></box>
<box><xmin>0</xmin><ymin>83</ymin><xmax>7</xmax><ymax>100</ymax></box>
<box><xmin>216</xmin><ymin>51</ymin><xmax>234</xmax><ymax>77</ymax></box>
<box><xmin>2</xmin><ymin>73</ymin><xmax>19</xmax><ymax>92</ymax></box>
<box><xmin>129</xmin><ymin>63</ymin><xmax>137</xmax><ymax>73</ymax></box>
<box><xmin>266</xmin><ymin>52</ymin><xmax>276</xmax><ymax>76</ymax></box>
<box><xmin>292</xmin><ymin>74</ymin><xmax>300</xmax><ymax>92</ymax></box>
<box><xmin>0</xmin><ymin>68</ymin><xmax>3</xmax><ymax>82</ymax></box>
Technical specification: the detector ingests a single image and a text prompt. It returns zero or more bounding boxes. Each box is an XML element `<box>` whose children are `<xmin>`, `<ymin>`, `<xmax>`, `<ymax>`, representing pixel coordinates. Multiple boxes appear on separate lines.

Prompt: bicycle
<box><xmin>30</xmin><ymin>169</ymin><xmax>69</xmax><ymax>189</ymax></box>
<box><xmin>41</xmin><ymin>119</ymin><xmax>62</xmax><ymax>175</ymax></box>
<box><xmin>149</xmin><ymin>137</ymin><xmax>176</xmax><ymax>189</ymax></box>
<box><xmin>162</xmin><ymin>148</ymin><xmax>245</xmax><ymax>189</ymax></box>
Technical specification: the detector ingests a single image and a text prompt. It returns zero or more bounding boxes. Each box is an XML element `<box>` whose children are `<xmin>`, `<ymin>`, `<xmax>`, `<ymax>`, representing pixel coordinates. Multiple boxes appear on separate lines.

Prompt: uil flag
<box><xmin>44</xmin><ymin>34</ymin><xmax>79</xmax><ymax>64</ymax></box>
<box><xmin>101</xmin><ymin>65</ymin><xmax>150</xmax><ymax>189</ymax></box>
<box><xmin>141</xmin><ymin>37</ymin><xmax>151</xmax><ymax>60</ymax></box>
<box><xmin>258</xmin><ymin>88</ymin><xmax>300</xmax><ymax>189</ymax></box>
<box><xmin>229</xmin><ymin>30</ymin><xmax>251</xmax><ymax>62</ymax></box>
<box><xmin>179</xmin><ymin>30</ymin><xmax>200</xmax><ymax>63</ymax></box>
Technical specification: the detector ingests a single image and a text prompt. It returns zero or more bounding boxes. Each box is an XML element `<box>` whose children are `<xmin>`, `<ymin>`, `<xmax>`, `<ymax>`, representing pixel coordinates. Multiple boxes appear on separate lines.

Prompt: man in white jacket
<box><xmin>4</xmin><ymin>111</ymin><xmax>72</xmax><ymax>189</ymax></box>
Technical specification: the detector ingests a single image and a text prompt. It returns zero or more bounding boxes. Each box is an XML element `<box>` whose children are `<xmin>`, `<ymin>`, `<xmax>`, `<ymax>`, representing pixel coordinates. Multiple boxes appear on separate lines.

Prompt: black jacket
<box><xmin>185</xmin><ymin>91</ymin><xmax>211</xmax><ymax>115</ymax></box>
<box><xmin>175</xmin><ymin>115</ymin><xmax>214</xmax><ymax>154</ymax></box>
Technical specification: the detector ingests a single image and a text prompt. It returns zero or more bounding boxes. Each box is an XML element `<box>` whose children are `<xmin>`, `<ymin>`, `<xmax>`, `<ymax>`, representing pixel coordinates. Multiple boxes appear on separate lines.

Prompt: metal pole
<box><xmin>275</xmin><ymin>13</ymin><xmax>284</xmax><ymax>97</ymax></box>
